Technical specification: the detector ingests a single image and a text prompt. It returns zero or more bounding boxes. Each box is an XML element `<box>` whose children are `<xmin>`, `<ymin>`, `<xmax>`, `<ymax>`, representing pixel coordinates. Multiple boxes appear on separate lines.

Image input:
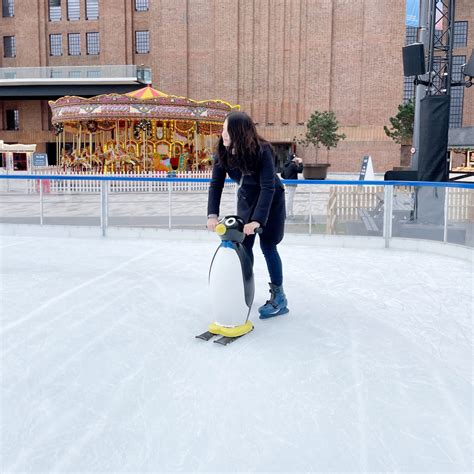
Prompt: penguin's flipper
<box><xmin>235</xmin><ymin>243</ymin><xmax>255</xmax><ymax>307</ymax></box>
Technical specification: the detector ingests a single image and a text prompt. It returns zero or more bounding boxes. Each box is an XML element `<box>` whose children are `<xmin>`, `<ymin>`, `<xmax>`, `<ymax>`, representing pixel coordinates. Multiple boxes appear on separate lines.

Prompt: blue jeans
<box><xmin>242</xmin><ymin>234</ymin><xmax>283</xmax><ymax>287</ymax></box>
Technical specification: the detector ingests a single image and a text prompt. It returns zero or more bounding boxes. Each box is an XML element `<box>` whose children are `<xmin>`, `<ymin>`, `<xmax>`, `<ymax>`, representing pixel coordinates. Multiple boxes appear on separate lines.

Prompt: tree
<box><xmin>298</xmin><ymin>110</ymin><xmax>346</xmax><ymax>163</ymax></box>
<box><xmin>384</xmin><ymin>99</ymin><xmax>415</xmax><ymax>167</ymax></box>
<box><xmin>383</xmin><ymin>99</ymin><xmax>414</xmax><ymax>145</ymax></box>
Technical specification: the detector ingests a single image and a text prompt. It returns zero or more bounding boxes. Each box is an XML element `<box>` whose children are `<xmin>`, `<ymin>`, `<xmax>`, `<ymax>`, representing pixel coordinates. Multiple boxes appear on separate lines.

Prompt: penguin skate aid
<box><xmin>199</xmin><ymin>215</ymin><xmax>260</xmax><ymax>343</ymax></box>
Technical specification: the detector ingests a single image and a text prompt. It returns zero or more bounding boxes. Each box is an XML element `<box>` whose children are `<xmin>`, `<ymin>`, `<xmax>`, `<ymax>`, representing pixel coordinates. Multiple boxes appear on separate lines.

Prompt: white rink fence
<box><xmin>1</xmin><ymin>169</ymin><xmax>217</xmax><ymax>194</ymax></box>
<box><xmin>0</xmin><ymin>173</ymin><xmax>473</xmax><ymax>250</ymax></box>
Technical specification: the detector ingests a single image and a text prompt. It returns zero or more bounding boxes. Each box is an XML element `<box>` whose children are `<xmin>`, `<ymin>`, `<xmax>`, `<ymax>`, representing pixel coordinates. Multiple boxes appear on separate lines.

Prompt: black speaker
<box><xmin>402</xmin><ymin>43</ymin><xmax>426</xmax><ymax>77</ymax></box>
<box><xmin>384</xmin><ymin>170</ymin><xmax>418</xmax><ymax>181</ymax></box>
<box><xmin>418</xmin><ymin>95</ymin><xmax>450</xmax><ymax>182</ymax></box>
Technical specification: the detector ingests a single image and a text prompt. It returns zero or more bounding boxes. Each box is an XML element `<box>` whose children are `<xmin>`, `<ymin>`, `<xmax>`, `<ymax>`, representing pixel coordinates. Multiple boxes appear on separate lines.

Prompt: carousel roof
<box><xmin>125</xmin><ymin>85</ymin><xmax>170</xmax><ymax>99</ymax></box>
<box><xmin>49</xmin><ymin>86</ymin><xmax>239</xmax><ymax>124</ymax></box>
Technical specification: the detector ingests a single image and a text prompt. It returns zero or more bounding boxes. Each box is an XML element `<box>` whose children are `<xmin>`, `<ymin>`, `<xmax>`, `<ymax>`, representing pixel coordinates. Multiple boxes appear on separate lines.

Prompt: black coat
<box><xmin>208</xmin><ymin>144</ymin><xmax>286</xmax><ymax>244</ymax></box>
<box><xmin>282</xmin><ymin>159</ymin><xmax>303</xmax><ymax>180</ymax></box>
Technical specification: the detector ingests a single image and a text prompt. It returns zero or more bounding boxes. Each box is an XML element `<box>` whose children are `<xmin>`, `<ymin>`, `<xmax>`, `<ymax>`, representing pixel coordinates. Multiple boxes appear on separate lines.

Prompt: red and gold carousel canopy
<box><xmin>49</xmin><ymin>85</ymin><xmax>239</xmax><ymax>124</ymax></box>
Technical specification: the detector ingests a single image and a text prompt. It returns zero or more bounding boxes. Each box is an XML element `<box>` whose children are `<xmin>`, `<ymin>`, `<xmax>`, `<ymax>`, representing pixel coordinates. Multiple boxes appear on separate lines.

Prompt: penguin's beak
<box><xmin>215</xmin><ymin>223</ymin><xmax>227</xmax><ymax>236</ymax></box>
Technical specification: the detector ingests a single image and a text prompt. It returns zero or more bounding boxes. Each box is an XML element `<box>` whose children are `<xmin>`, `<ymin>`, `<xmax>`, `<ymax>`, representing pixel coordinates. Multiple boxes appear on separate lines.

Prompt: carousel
<box><xmin>48</xmin><ymin>85</ymin><xmax>239</xmax><ymax>173</ymax></box>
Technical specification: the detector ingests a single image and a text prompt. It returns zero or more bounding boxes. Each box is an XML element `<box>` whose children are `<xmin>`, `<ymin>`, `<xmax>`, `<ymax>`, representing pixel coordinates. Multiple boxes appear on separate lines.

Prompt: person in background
<box><xmin>281</xmin><ymin>153</ymin><xmax>303</xmax><ymax>218</ymax></box>
<box><xmin>207</xmin><ymin>111</ymin><xmax>289</xmax><ymax>318</ymax></box>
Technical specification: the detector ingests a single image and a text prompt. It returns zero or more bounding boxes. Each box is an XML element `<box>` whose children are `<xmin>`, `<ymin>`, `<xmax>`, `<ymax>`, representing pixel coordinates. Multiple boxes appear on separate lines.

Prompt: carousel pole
<box><xmin>78</xmin><ymin>124</ymin><xmax>82</xmax><ymax>172</ymax></box>
<box><xmin>142</xmin><ymin>128</ymin><xmax>146</xmax><ymax>173</ymax></box>
<box><xmin>194</xmin><ymin>124</ymin><xmax>198</xmax><ymax>171</ymax></box>
<box><xmin>62</xmin><ymin>127</ymin><xmax>65</xmax><ymax>167</ymax></box>
<box><xmin>89</xmin><ymin>132</ymin><xmax>92</xmax><ymax>168</ymax></box>
<box><xmin>95</xmin><ymin>131</ymin><xmax>98</xmax><ymax>170</ymax></box>
<box><xmin>208</xmin><ymin>123</ymin><xmax>212</xmax><ymax>153</ymax></box>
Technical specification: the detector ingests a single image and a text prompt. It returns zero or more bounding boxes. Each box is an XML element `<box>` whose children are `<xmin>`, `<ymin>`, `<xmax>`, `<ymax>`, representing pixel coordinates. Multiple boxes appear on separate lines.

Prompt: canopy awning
<box><xmin>49</xmin><ymin>86</ymin><xmax>239</xmax><ymax>124</ymax></box>
<box><xmin>125</xmin><ymin>85</ymin><xmax>170</xmax><ymax>99</ymax></box>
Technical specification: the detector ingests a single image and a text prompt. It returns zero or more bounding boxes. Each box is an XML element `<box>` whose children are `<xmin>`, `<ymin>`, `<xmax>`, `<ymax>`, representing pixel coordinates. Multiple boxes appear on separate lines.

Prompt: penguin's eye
<box><xmin>225</xmin><ymin>217</ymin><xmax>236</xmax><ymax>227</ymax></box>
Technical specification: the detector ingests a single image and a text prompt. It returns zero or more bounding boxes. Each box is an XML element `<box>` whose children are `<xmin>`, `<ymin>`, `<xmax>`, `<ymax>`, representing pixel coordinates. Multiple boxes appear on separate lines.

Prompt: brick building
<box><xmin>1</xmin><ymin>0</ymin><xmax>473</xmax><ymax>172</ymax></box>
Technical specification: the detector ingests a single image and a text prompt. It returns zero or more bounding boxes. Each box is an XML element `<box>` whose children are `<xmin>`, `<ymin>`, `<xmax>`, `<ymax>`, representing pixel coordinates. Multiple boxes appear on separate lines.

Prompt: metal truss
<box><xmin>426</xmin><ymin>0</ymin><xmax>455</xmax><ymax>95</ymax></box>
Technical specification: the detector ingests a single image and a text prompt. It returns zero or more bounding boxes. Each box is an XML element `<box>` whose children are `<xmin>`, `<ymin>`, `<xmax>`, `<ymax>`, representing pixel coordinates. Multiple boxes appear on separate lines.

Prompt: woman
<box><xmin>207</xmin><ymin>111</ymin><xmax>288</xmax><ymax>318</ymax></box>
<box><xmin>281</xmin><ymin>153</ymin><xmax>304</xmax><ymax>218</ymax></box>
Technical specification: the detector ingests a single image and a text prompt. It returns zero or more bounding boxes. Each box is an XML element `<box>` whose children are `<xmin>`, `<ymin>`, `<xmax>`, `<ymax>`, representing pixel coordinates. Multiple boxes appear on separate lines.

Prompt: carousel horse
<box><xmin>178</xmin><ymin>153</ymin><xmax>189</xmax><ymax>172</ymax></box>
<box><xmin>61</xmin><ymin>152</ymin><xmax>74</xmax><ymax>169</ymax></box>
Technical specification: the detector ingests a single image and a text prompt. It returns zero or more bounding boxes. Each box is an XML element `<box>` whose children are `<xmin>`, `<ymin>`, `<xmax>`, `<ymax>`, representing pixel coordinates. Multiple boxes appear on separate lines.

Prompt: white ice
<box><xmin>1</xmin><ymin>231</ymin><xmax>472</xmax><ymax>473</ymax></box>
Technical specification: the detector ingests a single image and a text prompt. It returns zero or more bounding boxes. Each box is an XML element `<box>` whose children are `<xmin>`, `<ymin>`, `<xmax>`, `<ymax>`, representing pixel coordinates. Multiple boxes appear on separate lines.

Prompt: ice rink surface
<box><xmin>1</xmin><ymin>232</ymin><xmax>472</xmax><ymax>473</ymax></box>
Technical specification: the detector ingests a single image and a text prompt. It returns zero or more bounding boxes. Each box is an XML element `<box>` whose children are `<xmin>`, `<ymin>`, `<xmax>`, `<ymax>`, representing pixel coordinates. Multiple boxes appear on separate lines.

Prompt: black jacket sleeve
<box><xmin>251</xmin><ymin>146</ymin><xmax>276</xmax><ymax>226</ymax></box>
<box><xmin>207</xmin><ymin>159</ymin><xmax>226</xmax><ymax>217</ymax></box>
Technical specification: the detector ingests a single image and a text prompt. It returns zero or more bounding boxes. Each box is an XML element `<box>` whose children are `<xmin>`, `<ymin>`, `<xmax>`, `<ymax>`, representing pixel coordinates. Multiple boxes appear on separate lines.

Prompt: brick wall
<box><xmin>1</xmin><ymin>0</ymin><xmax>472</xmax><ymax>173</ymax></box>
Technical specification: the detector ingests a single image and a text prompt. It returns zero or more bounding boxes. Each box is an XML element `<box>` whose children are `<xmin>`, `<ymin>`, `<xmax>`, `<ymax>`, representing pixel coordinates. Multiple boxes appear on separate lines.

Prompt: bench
<box><xmin>358</xmin><ymin>209</ymin><xmax>380</xmax><ymax>235</ymax></box>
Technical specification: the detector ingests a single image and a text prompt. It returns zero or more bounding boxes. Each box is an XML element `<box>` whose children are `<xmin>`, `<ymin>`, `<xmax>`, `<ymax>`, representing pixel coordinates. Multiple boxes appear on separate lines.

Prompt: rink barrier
<box><xmin>0</xmin><ymin>175</ymin><xmax>473</xmax><ymax>249</ymax></box>
<box><xmin>1</xmin><ymin>173</ymin><xmax>474</xmax><ymax>187</ymax></box>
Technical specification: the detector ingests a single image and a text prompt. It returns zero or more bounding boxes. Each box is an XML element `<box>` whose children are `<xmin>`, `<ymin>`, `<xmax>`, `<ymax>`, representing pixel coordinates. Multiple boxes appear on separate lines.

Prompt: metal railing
<box><xmin>0</xmin><ymin>65</ymin><xmax>152</xmax><ymax>84</ymax></box>
<box><xmin>0</xmin><ymin>175</ymin><xmax>473</xmax><ymax>249</ymax></box>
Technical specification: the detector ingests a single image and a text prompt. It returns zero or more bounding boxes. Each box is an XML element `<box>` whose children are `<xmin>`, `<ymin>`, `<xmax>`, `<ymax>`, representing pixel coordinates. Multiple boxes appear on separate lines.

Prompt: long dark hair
<box><xmin>216</xmin><ymin>111</ymin><xmax>270</xmax><ymax>174</ymax></box>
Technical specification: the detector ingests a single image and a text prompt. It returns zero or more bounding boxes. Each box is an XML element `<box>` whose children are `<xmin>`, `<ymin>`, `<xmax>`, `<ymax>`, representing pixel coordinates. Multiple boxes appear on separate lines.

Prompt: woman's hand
<box><xmin>207</xmin><ymin>217</ymin><xmax>219</xmax><ymax>232</ymax></box>
<box><xmin>243</xmin><ymin>221</ymin><xmax>261</xmax><ymax>235</ymax></box>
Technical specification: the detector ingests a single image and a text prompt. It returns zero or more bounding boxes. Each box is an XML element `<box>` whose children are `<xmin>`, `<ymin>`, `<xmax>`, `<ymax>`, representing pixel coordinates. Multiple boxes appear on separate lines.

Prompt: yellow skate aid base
<box><xmin>208</xmin><ymin>320</ymin><xmax>254</xmax><ymax>338</ymax></box>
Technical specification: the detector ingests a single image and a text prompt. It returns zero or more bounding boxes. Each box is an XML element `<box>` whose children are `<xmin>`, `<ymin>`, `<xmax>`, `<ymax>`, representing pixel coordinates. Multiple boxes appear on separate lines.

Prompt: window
<box><xmin>405</xmin><ymin>26</ymin><xmax>417</xmax><ymax>46</ymax></box>
<box><xmin>135</xmin><ymin>0</ymin><xmax>148</xmax><ymax>12</ymax></box>
<box><xmin>450</xmin><ymin>55</ymin><xmax>465</xmax><ymax>128</ymax></box>
<box><xmin>49</xmin><ymin>0</ymin><xmax>61</xmax><ymax>21</ymax></box>
<box><xmin>2</xmin><ymin>0</ymin><xmax>14</xmax><ymax>17</ymax></box>
<box><xmin>3</xmin><ymin>35</ymin><xmax>15</xmax><ymax>57</ymax></box>
<box><xmin>453</xmin><ymin>21</ymin><xmax>468</xmax><ymax>48</ymax></box>
<box><xmin>86</xmin><ymin>0</ymin><xmax>98</xmax><ymax>20</ymax></box>
<box><xmin>68</xmin><ymin>70</ymin><xmax>81</xmax><ymax>78</ymax></box>
<box><xmin>6</xmin><ymin>109</ymin><xmax>19</xmax><ymax>130</ymax></box>
<box><xmin>13</xmin><ymin>153</ymin><xmax>27</xmax><ymax>170</ymax></box>
<box><xmin>67</xmin><ymin>0</ymin><xmax>79</xmax><ymax>20</ymax></box>
<box><xmin>86</xmin><ymin>69</ymin><xmax>100</xmax><ymax>78</ymax></box>
<box><xmin>49</xmin><ymin>34</ymin><xmax>62</xmax><ymax>56</ymax></box>
<box><xmin>135</xmin><ymin>30</ymin><xmax>149</xmax><ymax>54</ymax></box>
<box><xmin>86</xmin><ymin>32</ymin><xmax>99</xmax><ymax>55</ymax></box>
<box><xmin>68</xmin><ymin>33</ymin><xmax>80</xmax><ymax>55</ymax></box>
<box><xmin>403</xmin><ymin>76</ymin><xmax>415</xmax><ymax>104</ymax></box>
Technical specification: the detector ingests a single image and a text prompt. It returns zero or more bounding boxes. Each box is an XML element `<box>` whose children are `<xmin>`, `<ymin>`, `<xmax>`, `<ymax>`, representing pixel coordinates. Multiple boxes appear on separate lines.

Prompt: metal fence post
<box><xmin>39</xmin><ymin>179</ymin><xmax>44</xmax><ymax>226</ymax></box>
<box><xmin>100</xmin><ymin>180</ymin><xmax>108</xmax><ymax>237</ymax></box>
<box><xmin>308</xmin><ymin>188</ymin><xmax>312</xmax><ymax>236</ymax></box>
<box><xmin>168</xmin><ymin>179</ymin><xmax>172</xmax><ymax>230</ymax></box>
<box><xmin>383</xmin><ymin>184</ymin><xmax>394</xmax><ymax>248</ymax></box>
<box><xmin>443</xmin><ymin>187</ymin><xmax>449</xmax><ymax>243</ymax></box>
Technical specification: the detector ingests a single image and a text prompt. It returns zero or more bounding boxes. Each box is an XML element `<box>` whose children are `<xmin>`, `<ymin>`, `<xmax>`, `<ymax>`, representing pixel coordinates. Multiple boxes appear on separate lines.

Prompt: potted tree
<box><xmin>383</xmin><ymin>99</ymin><xmax>414</xmax><ymax>168</ymax></box>
<box><xmin>297</xmin><ymin>110</ymin><xmax>346</xmax><ymax>180</ymax></box>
